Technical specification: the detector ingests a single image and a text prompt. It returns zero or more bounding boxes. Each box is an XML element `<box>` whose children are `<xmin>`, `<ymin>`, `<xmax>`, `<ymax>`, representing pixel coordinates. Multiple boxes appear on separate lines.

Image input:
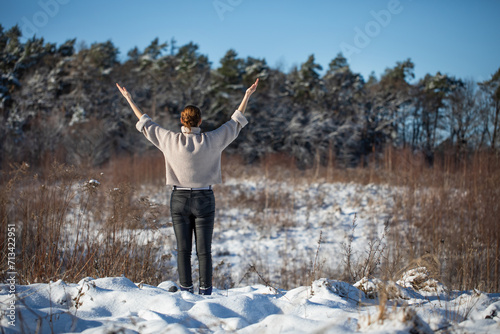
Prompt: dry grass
<box><xmin>1</xmin><ymin>148</ymin><xmax>499</xmax><ymax>294</ymax></box>
<box><xmin>0</xmin><ymin>157</ymin><xmax>172</xmax><ymax>285</ymax></box>
<box><xmin>381</xmin><ymin>147</ymin><xmax>500</xmax><ymax>292</ymax></box>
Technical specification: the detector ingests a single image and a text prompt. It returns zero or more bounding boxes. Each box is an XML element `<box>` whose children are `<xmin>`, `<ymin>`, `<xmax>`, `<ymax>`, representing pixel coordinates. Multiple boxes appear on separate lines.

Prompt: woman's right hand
<box><xmin>237</xmin><ymin>78</ymin><xmax>259</xmax><ymax>113</ymax></box>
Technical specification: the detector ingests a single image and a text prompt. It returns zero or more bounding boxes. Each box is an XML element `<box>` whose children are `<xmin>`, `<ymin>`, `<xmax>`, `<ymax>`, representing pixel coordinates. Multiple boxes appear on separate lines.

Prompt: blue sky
<box><xmin>1</xmin><ymin>0</ymin><xmax>499</xmax><ymax>82</ymax></box>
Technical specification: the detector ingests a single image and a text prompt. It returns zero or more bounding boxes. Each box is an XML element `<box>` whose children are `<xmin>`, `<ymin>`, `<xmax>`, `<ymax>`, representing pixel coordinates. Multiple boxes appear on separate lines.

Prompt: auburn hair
<box><xmin>181</xmin><ymin>105</ymin><xmax>201</xmax><ymax>131</ymax></box>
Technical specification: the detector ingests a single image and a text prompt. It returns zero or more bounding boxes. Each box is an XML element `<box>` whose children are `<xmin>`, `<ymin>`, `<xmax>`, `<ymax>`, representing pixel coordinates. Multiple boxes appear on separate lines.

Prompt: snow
<box><xmin>88</xmin><ymin>179</ymin><xmax>101</xmax><ymax>186</ymax></box>
<box><xmin>211</xmin><ymin>179</ymin><xmax>396</xmax><ymax>289</ymax></box>
<box><xmin>1</xmin><ymin>276</ymin><xmax>499</xmax><ymax>333</ymax></box>
<box><xmin>1</xmin><ymin>177</ymin><xmax>499</xmax><ymax>333</ymax></box>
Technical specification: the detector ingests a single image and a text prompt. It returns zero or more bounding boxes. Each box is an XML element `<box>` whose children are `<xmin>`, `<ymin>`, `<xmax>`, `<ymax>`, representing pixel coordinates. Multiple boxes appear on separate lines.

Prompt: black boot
<box><xmin>180</xmin><ymin>285</ymin><xmax>194</xmax><ymax>293</ymax></box>
<box><xmin>199</xmin><ymin>286</ymin><xmax>212</xmax><ymax>295</ymax></box>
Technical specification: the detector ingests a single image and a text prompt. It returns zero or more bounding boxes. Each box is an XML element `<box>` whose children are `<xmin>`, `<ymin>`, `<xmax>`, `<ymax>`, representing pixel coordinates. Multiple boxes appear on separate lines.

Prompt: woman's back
<box><xmin>136</xmin><ymin>110</ymin><xmax>248</xmax><ymax>187</ymax></box>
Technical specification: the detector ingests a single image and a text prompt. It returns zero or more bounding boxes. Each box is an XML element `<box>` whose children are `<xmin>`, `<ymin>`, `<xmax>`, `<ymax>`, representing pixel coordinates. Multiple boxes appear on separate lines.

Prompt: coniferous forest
<box><xmin>1</xmin><ymin>24</ymin><xmax>499</xmax><ymax>170</ymax></box>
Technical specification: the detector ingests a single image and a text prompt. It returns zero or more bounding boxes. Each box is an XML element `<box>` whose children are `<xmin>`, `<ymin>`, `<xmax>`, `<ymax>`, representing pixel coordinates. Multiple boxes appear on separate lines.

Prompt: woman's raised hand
<box><xmin>245</xmin><ymin>78</ymin><xmax>259</xmax><ymax>96</ymax></box>
<box><xmin>116</xmin><ymin>83</ymin><xmax>132</xmax><ymax>100</ymax></box>
<box><xmin>237</xmin><ymin>79</ymin><xmax>259</xmax><ymax>113</ymax></box>
<box><xmin>116</xmin><ymin>83</ymin><xmax>144</xmax><ymax>119</ymax></box>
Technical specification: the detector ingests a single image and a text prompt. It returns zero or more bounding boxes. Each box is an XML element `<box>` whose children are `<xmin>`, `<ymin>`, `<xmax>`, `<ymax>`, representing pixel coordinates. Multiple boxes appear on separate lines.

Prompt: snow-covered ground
<box><xmin>1</xmin><ymin>177</ymin><xmax>499</xmax><ymax>333</ymax></box>
<box><xmin>140</xmin><ymin>177</ymin><xmax>399</xmax><ymax>288</ymax></box>
<box><xmin>2</xmin><ymin>275</ymin><xmax>499</xmax><ymax>333</ymax></box>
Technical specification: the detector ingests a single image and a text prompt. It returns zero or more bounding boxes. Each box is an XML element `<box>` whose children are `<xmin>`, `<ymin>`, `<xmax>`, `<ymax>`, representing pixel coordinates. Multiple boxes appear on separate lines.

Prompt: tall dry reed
<box><xmin>1</xmin><ymin>148</ymin><xmax>498</xmax><ymax>293</ymax></box>
<box><xmin>0</xmin><ymin>158</ymin><xmax>172</xmax><ymax>285</ymax></box>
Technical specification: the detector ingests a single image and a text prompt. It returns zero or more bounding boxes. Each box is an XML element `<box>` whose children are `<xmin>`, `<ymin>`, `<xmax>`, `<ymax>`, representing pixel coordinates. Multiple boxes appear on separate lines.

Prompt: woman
<box><xmin>116</xmin><ymin>79</ymin><xmax>259</xmax><ymax>295</ymax></box>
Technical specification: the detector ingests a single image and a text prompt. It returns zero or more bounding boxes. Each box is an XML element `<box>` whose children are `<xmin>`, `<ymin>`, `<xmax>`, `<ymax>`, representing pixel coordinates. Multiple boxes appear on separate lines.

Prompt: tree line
<box><xmin>1</xmin><ymin>24</ymin><xmax>499</xmax><ymax>170</ymax></box>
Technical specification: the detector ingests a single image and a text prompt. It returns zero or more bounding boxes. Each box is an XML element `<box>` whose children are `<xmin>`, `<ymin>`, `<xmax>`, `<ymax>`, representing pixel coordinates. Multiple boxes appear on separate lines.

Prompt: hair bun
<box><xmin>181</xmin><ymin>105</ymin><xmax>201</xmax><ymax>131</ymax></box>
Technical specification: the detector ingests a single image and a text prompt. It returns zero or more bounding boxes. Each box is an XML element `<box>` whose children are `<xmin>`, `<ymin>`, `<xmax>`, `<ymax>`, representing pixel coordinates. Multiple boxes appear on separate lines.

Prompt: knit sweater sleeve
<box><xmin>207</xmin><ymin>110</ymin><xmax>248</xmax><ymax>151</ymax></box>
<box><xmin>136</xmin><ymin>114</ymin><xmax>171</xmax><ymax>151</ymax></box>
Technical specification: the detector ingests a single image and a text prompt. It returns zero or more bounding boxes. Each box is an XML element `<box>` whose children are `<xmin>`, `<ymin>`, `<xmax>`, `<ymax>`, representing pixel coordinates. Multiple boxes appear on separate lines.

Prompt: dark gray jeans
<box><xmin>170</xmin><ymin>189</ymin><xmax>215</xmax><ymax>290</ymax></box>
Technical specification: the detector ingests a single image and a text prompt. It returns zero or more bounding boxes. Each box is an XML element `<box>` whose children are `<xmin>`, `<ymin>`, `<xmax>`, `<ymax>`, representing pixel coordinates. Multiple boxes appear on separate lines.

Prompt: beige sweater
<box><xmin>136</xmin><ymin>110</ymin><xmax>248</xmax><ymax>187</ymax></box>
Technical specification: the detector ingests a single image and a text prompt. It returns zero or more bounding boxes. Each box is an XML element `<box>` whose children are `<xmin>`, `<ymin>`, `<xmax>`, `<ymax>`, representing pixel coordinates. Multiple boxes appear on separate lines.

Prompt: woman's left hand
<box><xmin>116</xmin><ymin>83</ymin><xmax>132</xmax><ymax>100</ymax></box>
